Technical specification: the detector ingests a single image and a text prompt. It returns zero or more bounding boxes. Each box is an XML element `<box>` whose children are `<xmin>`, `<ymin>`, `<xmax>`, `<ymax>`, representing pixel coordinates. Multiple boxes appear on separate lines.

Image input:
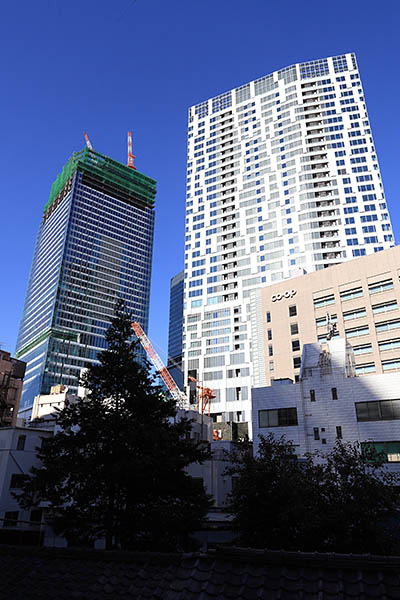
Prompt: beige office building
<box><xmin>250</xmin><ymin>245</ymin><xmax>400</xmax><ymax>386</ymax></box>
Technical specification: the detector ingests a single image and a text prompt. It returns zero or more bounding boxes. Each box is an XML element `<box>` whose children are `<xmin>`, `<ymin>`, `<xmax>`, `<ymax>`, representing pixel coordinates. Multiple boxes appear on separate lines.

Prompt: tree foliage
<box><xmin>226</xmin><ymin>434</ymin><xmax>400</xmax><ymax>554</ymax></box>
<box><xmin>16</xmin><ymin>301</ymin><xmax>212</xmax><ymax>550</ymax></box>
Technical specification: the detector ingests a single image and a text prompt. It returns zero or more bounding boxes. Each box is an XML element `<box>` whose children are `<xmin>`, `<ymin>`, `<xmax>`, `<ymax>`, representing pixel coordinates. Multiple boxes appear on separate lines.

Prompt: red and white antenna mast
<box><xmin>127</xmin><ymin>131</ymin><xmax>136</xmax><ymax>169</ymax></box>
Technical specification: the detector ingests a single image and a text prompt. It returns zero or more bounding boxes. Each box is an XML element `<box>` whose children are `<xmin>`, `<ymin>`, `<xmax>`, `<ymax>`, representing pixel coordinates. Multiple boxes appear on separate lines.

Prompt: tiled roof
<box><xmin>1</xmin><ymin>545</ymin><xmax>400</xmax><ymax>599</ymax></box>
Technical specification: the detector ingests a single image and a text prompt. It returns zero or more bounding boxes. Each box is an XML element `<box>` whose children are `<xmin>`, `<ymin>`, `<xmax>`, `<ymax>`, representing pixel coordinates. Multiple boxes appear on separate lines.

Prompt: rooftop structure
<box><xmin>252</xmin><ymin>337</ymin><xmax>400</xmax><ymax>470</ymax></box>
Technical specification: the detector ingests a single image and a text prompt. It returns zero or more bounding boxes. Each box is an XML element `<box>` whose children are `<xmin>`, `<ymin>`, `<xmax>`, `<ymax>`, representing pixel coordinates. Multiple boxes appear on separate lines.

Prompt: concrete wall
<box><xmin>252</xmin><ymin>338</ymin><xmax>400</xmax><ymax>473</ymax></box>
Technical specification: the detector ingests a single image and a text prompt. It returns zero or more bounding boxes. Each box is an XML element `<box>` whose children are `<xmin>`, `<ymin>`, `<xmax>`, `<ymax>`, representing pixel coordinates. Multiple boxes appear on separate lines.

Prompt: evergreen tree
<box><xmin>16</xmin><ymin>301</ymin><xmax>212</xmax><ymax>550</ymax></box>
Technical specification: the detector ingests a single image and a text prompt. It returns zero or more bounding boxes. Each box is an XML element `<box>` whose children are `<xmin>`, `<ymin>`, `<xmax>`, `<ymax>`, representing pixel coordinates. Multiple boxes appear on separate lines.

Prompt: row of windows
<box><xmin>314</xmin><ymin>279</ymin><xmax>395</xmax><ymax>308</ymax></box>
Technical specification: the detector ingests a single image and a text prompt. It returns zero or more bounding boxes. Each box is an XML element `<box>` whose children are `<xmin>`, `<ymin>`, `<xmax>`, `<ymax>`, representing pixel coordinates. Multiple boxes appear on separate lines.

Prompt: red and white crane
<box><xmin>84</xmin><ymin>132</ymin><xmax>94</xmax><ymax>151</ymax></box>
<box><xmin>132</xmin><ymin>322</ymin><xmax>215</xmax><ymax>415</ymax></box>
<box><xmin>127</xmin><ymin>131</ymin><xmax>136</xmax><ymax>170</ymax></box>
<box><xmin>132</xmin><ymin>322</ymin><xmax>189</xmax><ymax>410</ymax></box>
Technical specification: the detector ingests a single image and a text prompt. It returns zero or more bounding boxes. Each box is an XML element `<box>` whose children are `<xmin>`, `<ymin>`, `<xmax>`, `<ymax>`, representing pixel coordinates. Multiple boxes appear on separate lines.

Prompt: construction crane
<box><xmin>188</xmin><ymin>376</ymin><xmax>215</xmax><ymax>417</ymax></box>
<box><xmin>132</xmin><ymin>322</ymin><xmax>189</xmax><ymax>410</ymax></box>
<box><xmin>84</xmin><ymin>132</ymin><xmax>94</xmax><ymax>151</ymax></box>
<box><xmin>127</xmin><ymin>131</ymin><xmax>136</xmax><ymax>170</ymax></box>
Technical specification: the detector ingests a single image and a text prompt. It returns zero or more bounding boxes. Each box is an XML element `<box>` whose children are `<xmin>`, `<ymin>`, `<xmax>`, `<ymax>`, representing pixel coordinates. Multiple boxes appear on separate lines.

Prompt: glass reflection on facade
<box><xmin>16</xmin><ymin>148</ymin><xmax>156</xmax><ymax>415</ymax></box>
<box><xmin>167</xmin><ymin>271</ymin><xmax>184</xmax><ymax>389</ymax></box>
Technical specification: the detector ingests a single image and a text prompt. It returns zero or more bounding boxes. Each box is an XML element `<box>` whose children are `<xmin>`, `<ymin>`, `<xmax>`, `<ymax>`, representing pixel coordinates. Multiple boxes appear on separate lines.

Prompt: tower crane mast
<box><xmin>127</xmin><ymin>131</ymin><xmax>136</xmax><ymax>169</ymax></box>
<box><xmin>84</xmin><ymin>132</ymin><xmax>94</xmax><ymax>151</ymax></box>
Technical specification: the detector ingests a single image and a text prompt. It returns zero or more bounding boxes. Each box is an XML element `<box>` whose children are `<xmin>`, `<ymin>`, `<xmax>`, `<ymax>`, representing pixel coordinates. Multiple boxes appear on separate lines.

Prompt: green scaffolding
<box><xmin>43</xmin><ymin>148</ymin><xmax>156</xmax><ymax>214</ymax></box>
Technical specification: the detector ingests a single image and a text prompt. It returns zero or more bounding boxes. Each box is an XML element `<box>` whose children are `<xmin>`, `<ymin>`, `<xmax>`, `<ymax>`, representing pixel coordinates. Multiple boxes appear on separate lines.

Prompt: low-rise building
<box><xmin>252</xmin><ymin>337</ymin><xmax>400</xmax><ymax>472</ymax></box>
<box><xmin>0</xmin><ymin>350</ymin><xmax>26</xmax><ymax>427</ymax></box>
<box><xmin>0</xmin><ymin>426</ymin><xmax>53</xmax><ymax>544</ymax></box>
<box><xmin>30</xmin><ymin>384</ymin><xmax>70</xmax><ymax>426</ymax></box>
<box><xmin>250</xmin><ymin>245</ymin><xmax>400</xmax><ymax>386</ymax></box>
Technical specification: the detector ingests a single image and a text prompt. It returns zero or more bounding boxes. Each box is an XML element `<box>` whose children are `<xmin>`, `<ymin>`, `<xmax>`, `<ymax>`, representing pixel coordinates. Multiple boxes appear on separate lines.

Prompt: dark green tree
<box><xmin>226</xmin><ymin>434</ymin><xmax>400</xmax><ymax>554</ymax></box>
<box><xmin>16</xmin><ymin>301</ymin><xmax>212</xmax><ymax>550</ymax></box>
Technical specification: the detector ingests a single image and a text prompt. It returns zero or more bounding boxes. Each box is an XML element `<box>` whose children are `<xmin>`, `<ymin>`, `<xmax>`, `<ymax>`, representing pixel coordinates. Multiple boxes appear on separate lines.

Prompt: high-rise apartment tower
<box><xmin>16</xmin><ymin>148</ymin><xmax>156</xmax><ymax>416</ymax></box>
<box><xmin>182</xmin><ymin>52</ymin><xmax>394</xmax><ymax>423</ymax></box>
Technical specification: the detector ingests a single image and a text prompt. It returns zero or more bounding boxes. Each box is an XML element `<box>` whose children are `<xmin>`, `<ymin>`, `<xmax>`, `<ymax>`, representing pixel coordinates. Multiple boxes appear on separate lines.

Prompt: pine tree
<box><xmin>16</xmin><ymin>301</ymin><xmax>212</xmax><ymax>550</ymax></box>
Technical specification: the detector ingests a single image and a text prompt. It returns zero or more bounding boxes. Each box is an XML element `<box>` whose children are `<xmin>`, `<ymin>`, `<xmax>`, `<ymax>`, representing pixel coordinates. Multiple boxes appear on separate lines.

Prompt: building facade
<box><xmin>167</xmin><ymin>271</ymin><xmax>184</xmax><ymax>389</ymax></box>
<box><xmin>182</xmin><ymin>52</ymin><xmax>394</xmax><ymax>421</ymax></box>
<box><xmin>0</xmin><ymin>351</ymin><xmax>26</xmax><ymax>427</ymax></box>
<box><xmin>252</xmin><ymin>338</ymin><xmax>400</xmax><ymax>474</ymax></box>
<box><xmin>15</xmin><ymin>148</ymin><xmax>156</xmax><ymax>416</ymax></box>
<box><xmin>0</xmin><ymin>426</ymin><xmax>53</xmax><ymax>544</ymax></box>
<box><xmin>250</xmin><ymin>245</ymin><xmax>400</xmax><ymax>386</ymax></box>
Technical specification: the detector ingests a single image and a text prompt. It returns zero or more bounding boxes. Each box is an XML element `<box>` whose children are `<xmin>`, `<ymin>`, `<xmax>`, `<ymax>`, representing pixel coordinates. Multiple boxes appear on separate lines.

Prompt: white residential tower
<box><xmin>182</xmin><ymin>53</ymin><xmax>394</xmax><ymax>423</ymax></box>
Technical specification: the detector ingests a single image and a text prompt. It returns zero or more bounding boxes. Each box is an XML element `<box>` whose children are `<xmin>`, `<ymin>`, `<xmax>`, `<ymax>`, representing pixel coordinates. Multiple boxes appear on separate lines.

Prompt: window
<box><xmin>355</xmin><ymin>363</ymin><xmax>376</xmax><ymax>374</ymax></box>
<box><xmin>30</xmin><ymin>509</ymin><xmax>43</xmax><ymax>523</ymax></box>
<box><xmin>345</xmin><ymin>325</ymin><xmax>369</xmax><ymax>338</ymax></box>
<box><xmin>340</xmin><ymin>286</ymin><xmax>363</xmax><ymax>301</ymax></box>
<box><xmin>9</xmin><ymin>474</ymin><xmax>25</xmax><ymax>489</ymax></box>
<box><xmin>331</xmin><ymin>387</ymin><xmax>338</xmax><ymax>400</ymax></box>
<box><xmin>293</xmin><ymin>356</ymin><xmax>301</xmax><ymax>369</ymax></box>
<box><xmin>343</xmin><ymin>307</ymin><xmax>367</xmax><ymax>320</ymax></box>
<box><xmin>3</xmin><ymin>511</ymin><xmax>18</xmax><ymax>528</ymax></box>
<box><xmin>353</xmin><ymin>344</ymin><xmax>372</xmax><ymax>355</ymax></box>
<box><xmin>313</xmin><ymin>428</ymin><xmax>320</xmax><ymax>440</ymax></box>
<box><xmin>336</xmin><ymin>426</ymin><xmax>343</xmax><ymax>439</ymax></box>
<box><xmin>368</xmin><ymin>279</ymin><xmax>393</xmax><ymax>294</ymax></box>
<box><xmin>356</xmin><ymin>399</ymin><xmax>400</xmax><ymax>422</ymax></box>
<box><xmin>16</xmin><ymin>435</ymin><xmax>26</xmax><ymax>451</ymax></box>
<box><xmin>379</xmin><ymin>339</ymin><xmax>400</xmax><ymax>352</ymax></box>
<box><xmin>310</xmin><ymin>389</ymin><xmax>316</xmax><ymax>402</ymax></box>
<box><xmin>289</xmin><ymin>305</ymin><xmax>297</xmax><ymax>317</ymax></box>
<box><xmin>268</xmin><ymin>344</ymin><xmax>273</xmax><ymax>357</ymax></box>
<box><xmin>375</xmin><ymin>319</ymin><xmax>400</xmax><ymax>333</ymax></box>
<box><xmin>290</xmin><ymin>323</ymin><xmax>299</xmax><ymax>335</ymax></box>
<box><xmin>372</xmin><ymin>300</ymin><xmax>398</xmax><ymax>314</ymax></box>
<box><xmin>361</xmin><ymin>441</ymin><xmax>400</xmax><ymax>463</ymax></box>
<box><xmin>382</xmin><ymin>360</ymin><xmax>400</xmax><ymax>372</ymax></box>
<box><xmin>266</xmin><ymin>311</ymin><xmax>271</xmax><ymax>323</ymax></box>
<box><xmin>292</xmin><ymin>340</ymin><xmax>300</xmax><ymax>352</ymax></box>
<box><xmin>259</xmin><ymin>407</ymin><xmax>298</xmax><ymax>427</ymax></box>
<box><xmin>313</xmin><ymin>294</ymin><xmax>335</xmax><ymax>308</ymax></box>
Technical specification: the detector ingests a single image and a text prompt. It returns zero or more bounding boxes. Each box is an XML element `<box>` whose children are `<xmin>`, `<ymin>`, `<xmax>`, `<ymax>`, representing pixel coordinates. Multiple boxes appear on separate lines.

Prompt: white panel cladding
<box><xmin>252</xmin><ymin>339</ymin><xmax>400</xmax><ymax>473</ymax></box>
<box><xmin>183</xmin><ymin>53</ymin><xmax>395</xmax><ymax>423</ymax></box>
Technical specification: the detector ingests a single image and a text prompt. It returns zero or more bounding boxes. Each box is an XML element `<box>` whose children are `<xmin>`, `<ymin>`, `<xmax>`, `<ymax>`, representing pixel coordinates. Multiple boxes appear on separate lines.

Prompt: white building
<box><xmin>252</xmin><ymin>338</ymin><xmax>400</xmax><ymax>473</ymax></box>
<box><xmin>0</xmin><ymin>426</ymin><xmax>53</xmax><ymax>543</ymax></box>
<box><xmin>182</xmin><ymin>52</ymin><xmax>394</xmax><ymax>423</ymax></box>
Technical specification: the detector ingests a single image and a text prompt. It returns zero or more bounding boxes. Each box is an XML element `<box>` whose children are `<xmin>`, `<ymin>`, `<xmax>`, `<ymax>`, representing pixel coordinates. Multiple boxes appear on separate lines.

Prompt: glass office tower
<box><xmin>167</xmin><ymin>271</ymin><xmax>184</xmax><ymax>389</ymax></box>
<box><xmin>182</xmin><ymin>52</ymin><xmax>395</xmax><ymax>422</ymax></box>
<box><xmin>16</xmin><ymin>148</ymin><xmax>156</xmax><ymax>415</ymax></box>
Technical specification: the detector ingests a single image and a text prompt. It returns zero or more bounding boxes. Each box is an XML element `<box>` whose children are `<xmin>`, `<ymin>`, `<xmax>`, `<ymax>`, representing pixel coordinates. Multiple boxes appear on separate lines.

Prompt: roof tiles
<box><xmin>1</xmin><ymin>546</ymin><xmax>400</xmax><ymax>599</ymax></box>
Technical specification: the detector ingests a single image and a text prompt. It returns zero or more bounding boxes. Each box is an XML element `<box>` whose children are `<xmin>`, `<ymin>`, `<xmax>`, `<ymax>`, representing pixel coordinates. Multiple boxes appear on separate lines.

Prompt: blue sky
<box><xmin>1</xmin><ymin>0</ymin><xmax>399</xmax><ymax>362</ymax></box>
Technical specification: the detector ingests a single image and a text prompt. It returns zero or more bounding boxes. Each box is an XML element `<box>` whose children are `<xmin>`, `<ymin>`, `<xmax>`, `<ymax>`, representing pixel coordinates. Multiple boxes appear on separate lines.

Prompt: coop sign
<box><xmin>271</xmin><ymin>289</ymin><xmax>297</xmax><ymax>302</ymax></box>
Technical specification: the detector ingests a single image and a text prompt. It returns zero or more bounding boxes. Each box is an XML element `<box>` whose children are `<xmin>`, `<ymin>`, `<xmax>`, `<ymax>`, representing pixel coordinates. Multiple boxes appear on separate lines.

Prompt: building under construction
<box><xmin>16</xmin><ymin>139</ymin><xmax>156</xmax><ymax>416</ymax></box>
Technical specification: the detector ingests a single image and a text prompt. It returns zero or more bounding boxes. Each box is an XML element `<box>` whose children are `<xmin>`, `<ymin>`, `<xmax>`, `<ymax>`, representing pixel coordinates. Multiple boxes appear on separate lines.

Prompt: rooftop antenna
<box><xmin>326</xmin><ymin>312</ymin><xmax>337</xmax><ymax>341</ymax></box>
<box><xmin>127</xmin><ymin>131</ymin><xmax>136</xmax><ymax>169</ymax></box>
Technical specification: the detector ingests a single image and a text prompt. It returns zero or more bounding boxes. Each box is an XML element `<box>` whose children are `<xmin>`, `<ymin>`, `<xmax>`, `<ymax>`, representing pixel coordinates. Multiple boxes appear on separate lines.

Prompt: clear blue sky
<box><xmin>1</xmin><ymin>0</ymin><xmax>399</xmax><ymax>362</ymax></box>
